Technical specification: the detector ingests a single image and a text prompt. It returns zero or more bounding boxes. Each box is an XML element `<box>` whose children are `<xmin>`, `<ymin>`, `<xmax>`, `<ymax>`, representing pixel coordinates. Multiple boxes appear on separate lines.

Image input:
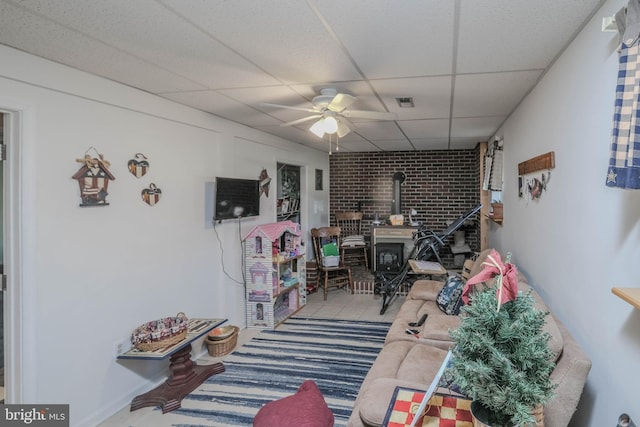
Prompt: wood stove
<box><xmin>375</xmin><ymin>242</ymin><xmax>404</xmax><ymax>273</ymax></box>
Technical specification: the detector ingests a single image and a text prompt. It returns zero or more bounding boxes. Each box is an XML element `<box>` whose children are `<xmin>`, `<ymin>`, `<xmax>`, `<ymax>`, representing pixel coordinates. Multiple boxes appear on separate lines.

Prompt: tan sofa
<box><xmin>348</xmin><ymin>249</ymin><xmax>592</xmax><ymax>427</ymax></box>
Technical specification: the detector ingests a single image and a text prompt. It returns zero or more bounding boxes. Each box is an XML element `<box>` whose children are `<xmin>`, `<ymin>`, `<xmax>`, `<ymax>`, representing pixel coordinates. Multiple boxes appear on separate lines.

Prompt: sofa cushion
<box><xmin>408</xmin><ymin>279</ymin><xmax>445</xmax><ymax>300</ymax></box>
<box><xmin>357</xmin><ymin>343</ymin><xmax>449</xmax><ymax>427</ymax></box>
<box><xmin>436</xmin><ymin>275</ymin><xmax>466</xmax><ymax>315</ymax></box>
<box><xmin>384</xmin><ymin>299</ymin><xmax>462</xmax><ymax>349</ymax></box>
<box><xmin>253</xmin><ymin>380</ymin><xmax>334</xmax><ymax>427</ymax></box>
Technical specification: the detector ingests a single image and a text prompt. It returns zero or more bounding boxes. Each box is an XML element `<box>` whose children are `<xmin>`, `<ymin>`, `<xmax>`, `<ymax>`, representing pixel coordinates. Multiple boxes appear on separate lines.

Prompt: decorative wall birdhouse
<box><xmin>72</xmin><ymin>148</ymin><xmax>116</xmax><ymax>207</ymax></box>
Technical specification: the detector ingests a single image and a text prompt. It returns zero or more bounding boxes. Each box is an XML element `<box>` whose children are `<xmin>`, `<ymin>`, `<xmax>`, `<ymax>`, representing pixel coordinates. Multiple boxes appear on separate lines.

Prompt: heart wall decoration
<box><xmin>128</xmin><ymin>153</ymin><xmax>150</xmax><ymax>178</ymax></box>
<box><xmin>141</xmin><ymin>183</ymin><xmax>162</xmax><ymax>206</ymax></box>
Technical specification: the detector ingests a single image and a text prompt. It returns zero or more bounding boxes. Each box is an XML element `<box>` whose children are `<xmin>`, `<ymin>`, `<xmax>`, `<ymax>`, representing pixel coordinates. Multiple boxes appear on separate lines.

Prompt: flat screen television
<box><xmin>213</xmin><ymin>177</ymin><xmax>261</xmax><ymax>221</ymax></box>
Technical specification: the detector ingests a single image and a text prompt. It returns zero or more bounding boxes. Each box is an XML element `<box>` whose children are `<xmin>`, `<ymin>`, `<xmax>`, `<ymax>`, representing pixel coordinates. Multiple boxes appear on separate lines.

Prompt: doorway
<box><xmin>276</xmin><ymin>163</ymin><xmax>301</xmax><ymax>224</ymax></box>
<box><xmin>0</xmin><ymin>107</ymin><xmax>24</xmax><ymax>404</ymax></box>
<box><xmin>0</xmin><ymin>113</ymin><xmax>4</xmax><ymax>402</ymax></box>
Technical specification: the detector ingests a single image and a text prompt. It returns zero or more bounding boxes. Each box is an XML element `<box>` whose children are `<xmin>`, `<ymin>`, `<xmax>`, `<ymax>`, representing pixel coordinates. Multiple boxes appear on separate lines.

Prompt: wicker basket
<box><xmin>131</xmin><ymin>312</ymin><xmax>189</xmax><ymax>352</ymax></box>
<box><xmin>206</xmin><ymin>326</ymin><xmax>239</xmax><ymax>357</ymax></box>
<box><xmin>531</xmin><ymin>404</ymin><xmax>544</xmax><ymax>427</ymax></box>
<box><xmin>135</xmin><ymin>329</ymin><xmax>187</xmax><ymax>352</ymax></box>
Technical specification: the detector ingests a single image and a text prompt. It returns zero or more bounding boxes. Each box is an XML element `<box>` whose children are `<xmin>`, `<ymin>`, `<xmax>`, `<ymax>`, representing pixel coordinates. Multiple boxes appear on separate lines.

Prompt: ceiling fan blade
<box><xmin>340</xmin><ymin>116</ymin><xmax>356</xmax><ymax>128</ymax></box>
<box><xmin>280</xmin><ymin>115</ymin><xmax>322</xmax><ymax>127</ymax></box>
<box><xmin>341</xmin><ymin>110</ymin><xmax>398</xmax><ymax>120</ymax></box>
<box><xmin>328</xmin><ymin>93</ymin><xmax>356</xmax><ymax>112</ymax></box>
<box><xmin>260</xmin><ymin>102</ymin><xmax>318</xmax><ymax>114</ymax></box>
<box><xmin>336</xmin><ymin>120</ymin><xmax>351</xmax><ymax>138</ymax></box>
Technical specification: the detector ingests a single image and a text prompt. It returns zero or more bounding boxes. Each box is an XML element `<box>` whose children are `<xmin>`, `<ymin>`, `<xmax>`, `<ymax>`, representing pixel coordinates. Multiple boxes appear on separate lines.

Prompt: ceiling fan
<box><xmin>261</xmin><ymin>88</ymin><xmax>398</xmax><ymax>138</ymax></box>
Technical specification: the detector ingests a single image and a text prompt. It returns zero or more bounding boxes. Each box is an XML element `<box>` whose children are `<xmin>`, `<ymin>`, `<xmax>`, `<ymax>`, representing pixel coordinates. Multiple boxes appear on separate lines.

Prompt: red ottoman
<box><xmin>253</xmin><ymin>380</ymin><xmax>334</xmax><ymax>427</ymax></box>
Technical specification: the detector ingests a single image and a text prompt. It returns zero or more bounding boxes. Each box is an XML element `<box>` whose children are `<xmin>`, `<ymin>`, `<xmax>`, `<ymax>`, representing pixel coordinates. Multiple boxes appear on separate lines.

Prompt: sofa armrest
<box><xmin>544</xmin><ymin>314</ymin><xmax>592</xmax><ymax>427</ymax></box>
<box><xmin>408</xmin><ymin>279</ymin><xmax>444</xmax><ymax>301</ymax></box>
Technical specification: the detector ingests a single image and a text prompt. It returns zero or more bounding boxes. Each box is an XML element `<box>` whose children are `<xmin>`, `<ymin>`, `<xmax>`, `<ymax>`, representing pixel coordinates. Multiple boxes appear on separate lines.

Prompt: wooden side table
<box><xmin>408</xmin><ymin>259</ymin><xmax>447</xmax><ymax>277</ymax></box>
<box><xmin>118</xmin><ymin>318</ymin><xmax>227</xmax><ymax>413</ymax></box>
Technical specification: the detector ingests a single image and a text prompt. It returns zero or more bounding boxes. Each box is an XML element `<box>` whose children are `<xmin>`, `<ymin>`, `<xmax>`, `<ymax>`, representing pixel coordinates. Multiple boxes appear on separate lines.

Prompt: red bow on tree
<box><xmin>461</xmin><ymin>249</ymin><xmax>518</xmax><ymax>310</ymax></box>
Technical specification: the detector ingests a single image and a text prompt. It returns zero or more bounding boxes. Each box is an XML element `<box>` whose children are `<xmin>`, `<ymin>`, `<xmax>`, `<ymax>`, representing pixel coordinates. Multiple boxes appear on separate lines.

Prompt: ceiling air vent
<box><xmin>395</xmin><ymin>97</ymin><xmax>414</xmax><ymax>108</ymax></box>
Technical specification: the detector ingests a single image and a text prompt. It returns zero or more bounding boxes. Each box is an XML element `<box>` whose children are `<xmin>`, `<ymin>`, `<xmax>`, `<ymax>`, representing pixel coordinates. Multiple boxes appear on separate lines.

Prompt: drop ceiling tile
<box><xmin>315</xmin><ymin>0</ymin><xmax>456</xmax><ymax>78</ymax></box>
<box><xmin>451</xmin><ymin>117</ymin><xmax>505</xmax><ymax>139</ymax></box>
<box><xmin>221</xmin><ymin>86</ymin><xmax>310</xmax><ymax>109</ymax></box>
<box><xmin>452</xmin><ymin>71</ymin><xmax>541</xmax><ymax>117</ymax></box>
<box><xmin>410</xmin><ymin>138</ymin><xmax>452</xmax><ymax>150</ymax></box>
<box><xmin>371</xmin><ymin>76</ymin><xmax>453</xmax><ymax>120</ymax></box>
<box><xmin>219</xmin><ymin>86</ymin><xmax>315</xmax><ymax>124</ymax></box>
<box><xmin>397</xmin><ymin>119</ymin><xmax>450</xmax><ymax>139</ymax></box>
<box><xmin>372</xmin><ymin>139</ymin><xmax>418</xmax><ymax>151</ymax></box>
<box><xmin>351</xmin><ymin>121</ymin><xmax>405</xmax><ymax>140</ymax></box>
<box><xmin>457</xmin><ymin>0</ymin><xmax>604</xmax><ymax>73</ymax></box>
<box><xmin>162</xmin><ymin>90</ymin><xmax>283</xmax><ymax>127</ymax></box>
<box><xmin>339</xmin><ymin>139</ymin><xmax>388</xmax><ymax>152</ymax></box>
<box><xmin>14</xmin><ymin>0</ymin><xmax>280</xmax><ymax>89</ymax></box>
<box><xmin>161</xmin><ymin>0</ymin><xmax>362</xmax><ymax>84</ymax></box>
<box><xmin>254</xmin><ymin>124</ymin><xmax>325</xmax><ymax>147</ymax></box>
<box><xmin>449</xmin><ymin>138</ymin><xmax>482</xmax><ymax>150</ymax></box>
<box><xmin>0</xmin><ymin>1</ymin><xmax>206</xmax><ymax>93</ymax></box>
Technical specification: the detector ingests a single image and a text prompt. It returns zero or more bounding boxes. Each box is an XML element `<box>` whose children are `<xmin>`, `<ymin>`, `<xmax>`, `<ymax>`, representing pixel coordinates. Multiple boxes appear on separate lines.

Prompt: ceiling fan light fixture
<box><xmin>264</xmin><ymin>88</ymin><xmax>396</xmax><ymax>138</ymax></box>
<box><xmin>310</xmin><ymin>119</ymin><xmax>326</xmax><ymax>138</ymax></box>
<box><xmin>323</xmin><ymin>116</ymin><xmax>338</xmax><ymax>134</ymax></box>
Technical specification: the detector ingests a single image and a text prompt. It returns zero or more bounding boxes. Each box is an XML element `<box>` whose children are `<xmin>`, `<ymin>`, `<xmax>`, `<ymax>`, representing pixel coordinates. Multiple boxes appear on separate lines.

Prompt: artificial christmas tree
<box><xmin>447</xmin><ymin>252</ymin><xmax>556</xmax><ymax>426</ymax></box>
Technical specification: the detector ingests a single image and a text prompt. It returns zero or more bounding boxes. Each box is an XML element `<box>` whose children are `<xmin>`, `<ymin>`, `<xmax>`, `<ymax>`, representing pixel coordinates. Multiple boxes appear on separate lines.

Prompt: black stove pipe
<box><xmin>391</xmin><ymin>171</ymin><xmax>406</xmax><ymax>215</ymax></box>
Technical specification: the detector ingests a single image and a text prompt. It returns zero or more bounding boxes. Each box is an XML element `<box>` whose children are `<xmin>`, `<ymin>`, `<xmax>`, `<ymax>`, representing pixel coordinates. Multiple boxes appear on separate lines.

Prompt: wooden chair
<box><xmin>335</xmin><ymin>211</ymin><xmax>369</xmax><ymax>270</ymax></box>
<box><xmin>310</xmin><ymin>227</ymin><xmax>354</xmax><ymax>300</ymax></box>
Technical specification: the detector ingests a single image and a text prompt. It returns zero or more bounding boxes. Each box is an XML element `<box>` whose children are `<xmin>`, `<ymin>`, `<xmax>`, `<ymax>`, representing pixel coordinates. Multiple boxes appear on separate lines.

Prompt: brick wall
<box><xmin>329</xmin><ymin>149</ymin><xmax>481</xmax><ymax>267</ymax></box>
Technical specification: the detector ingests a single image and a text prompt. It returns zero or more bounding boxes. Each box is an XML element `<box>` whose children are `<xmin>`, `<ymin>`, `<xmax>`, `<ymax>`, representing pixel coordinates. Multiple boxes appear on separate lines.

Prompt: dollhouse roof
<box><xmin>243</xmin><ymin>221</ymin><xmax>300</xmax><ymax>242</ymax></box>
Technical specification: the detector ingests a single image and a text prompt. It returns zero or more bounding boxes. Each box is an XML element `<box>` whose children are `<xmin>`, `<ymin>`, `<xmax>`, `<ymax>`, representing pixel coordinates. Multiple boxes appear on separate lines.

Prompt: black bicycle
<box><xmin>374</xmin><ymin>204</ymin><xmax>482</xmax><ymax>314</ymax></box>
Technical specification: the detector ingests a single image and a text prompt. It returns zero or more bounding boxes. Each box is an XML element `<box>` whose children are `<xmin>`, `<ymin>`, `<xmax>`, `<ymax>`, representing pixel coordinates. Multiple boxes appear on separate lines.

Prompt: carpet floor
<box><xmin>106</xmin><ymin>316</ymin><xmax>391</xmax><ymax>427</ymax></box>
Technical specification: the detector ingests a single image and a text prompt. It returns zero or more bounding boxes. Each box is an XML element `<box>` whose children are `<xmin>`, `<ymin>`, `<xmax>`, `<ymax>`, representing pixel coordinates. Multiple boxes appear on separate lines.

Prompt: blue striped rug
<box><xmin>170</xmin><ymin>317</ymin><xmax>390</xmax><ymax>427</ymax></box>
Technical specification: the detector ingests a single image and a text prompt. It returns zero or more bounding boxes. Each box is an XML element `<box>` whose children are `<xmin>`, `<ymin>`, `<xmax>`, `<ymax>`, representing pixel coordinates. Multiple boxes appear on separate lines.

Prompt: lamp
<box><xmin>310</xmin><ymin>114</ymin><xmax>340</xmax><ymax>138</ymax></box>
<box><xmin>409</xmin><ymin>208</ymin><xmax>419</xmax><ymax>226</ymax></box>
<box><xmin>310</xmin><ymin>120</ymin><xmax>326</xmax><ymax>138</ymax></box>
<box><xmin>323</xmin><ymin>116</ymin><xmax>338</xmax><ymax>134</ymax></box>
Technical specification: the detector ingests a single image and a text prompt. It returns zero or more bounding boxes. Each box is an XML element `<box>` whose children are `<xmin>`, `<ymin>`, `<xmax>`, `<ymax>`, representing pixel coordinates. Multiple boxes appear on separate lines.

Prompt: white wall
<box><xmin>0</xmin><ymin>44</ymin><xmax>329</xmax><ymax>426</ymax></box>
<box><xmin>492</xmin><ymin>0</ymin><xmax>640</xmax><ymax>425</ymax></box>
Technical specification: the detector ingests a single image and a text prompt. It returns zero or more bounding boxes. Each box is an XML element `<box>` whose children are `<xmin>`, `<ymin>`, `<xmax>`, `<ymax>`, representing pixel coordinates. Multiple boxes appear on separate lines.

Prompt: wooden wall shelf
<box><xmin>518</xmin><ymin>152</ymin><xmax>555</xmax><ymax>175</ymax></box>
<box><xmin>486</xmin><ymin>215</ymin><xmax>503</xmax><ymax>225</ymax></box>
<box><xmin>612</xmin><ymin>287</ymin><xmax>640</xmax><ymax>310</ymax></box>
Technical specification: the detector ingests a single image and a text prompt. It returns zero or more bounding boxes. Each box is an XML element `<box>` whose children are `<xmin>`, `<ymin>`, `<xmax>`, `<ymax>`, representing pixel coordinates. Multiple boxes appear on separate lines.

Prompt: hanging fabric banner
<box><xmin>606</xmin><ymin>0</ymin><xmax>640</xmax><ymax>189</ymax></box>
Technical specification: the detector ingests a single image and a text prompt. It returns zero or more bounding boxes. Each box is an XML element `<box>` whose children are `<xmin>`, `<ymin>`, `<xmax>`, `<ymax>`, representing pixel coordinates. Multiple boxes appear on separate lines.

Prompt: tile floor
<box><xmin>98</xmin><ymin>287</ymin><xmax>404</xmax><ymax>426</ymax></box>
<box><xmin>303</xmin><ymin>285</ymin><xmax>403</xmax><ymax>323</ymax></box>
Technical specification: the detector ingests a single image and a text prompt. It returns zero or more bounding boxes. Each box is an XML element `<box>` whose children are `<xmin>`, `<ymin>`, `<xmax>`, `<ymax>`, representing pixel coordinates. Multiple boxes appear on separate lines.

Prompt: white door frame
<box><xmin>1</xmin><ymin>106</ymin><xmax>25</xmax><ymax>403</ymax></box>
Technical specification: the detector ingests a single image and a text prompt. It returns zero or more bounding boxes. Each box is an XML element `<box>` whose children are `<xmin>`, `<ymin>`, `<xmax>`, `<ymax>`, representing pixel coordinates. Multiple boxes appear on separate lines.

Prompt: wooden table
<box><xmin>118</xmin><ymin>318</ymin><xmax>227</xmax><ymax>413</ymax></box>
